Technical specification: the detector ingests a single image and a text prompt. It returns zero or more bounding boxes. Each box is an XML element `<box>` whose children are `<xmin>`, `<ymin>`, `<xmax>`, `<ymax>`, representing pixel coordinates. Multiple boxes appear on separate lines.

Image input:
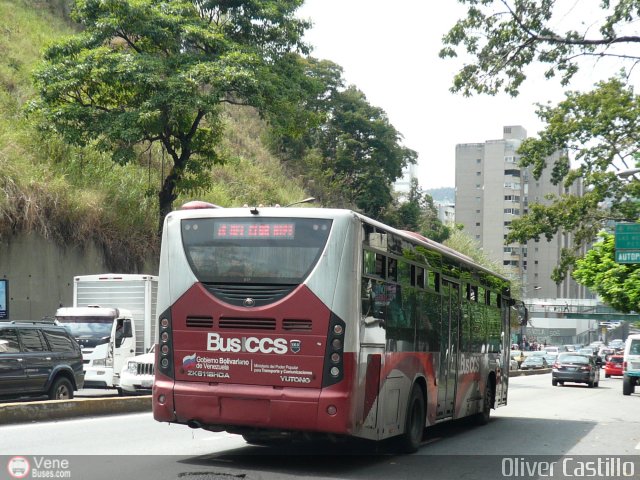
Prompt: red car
<box><xmin>604</xmin><ymin>355</ymin><xmax>624</xmax><ymax>378</ymax></box>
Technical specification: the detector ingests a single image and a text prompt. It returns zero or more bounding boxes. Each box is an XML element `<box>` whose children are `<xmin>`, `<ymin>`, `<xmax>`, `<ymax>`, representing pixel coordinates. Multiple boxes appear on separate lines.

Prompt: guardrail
<box><xmin>509</xmin><ymin>368</ymin><xmax>551</xmax><ymax>377</ymax></box>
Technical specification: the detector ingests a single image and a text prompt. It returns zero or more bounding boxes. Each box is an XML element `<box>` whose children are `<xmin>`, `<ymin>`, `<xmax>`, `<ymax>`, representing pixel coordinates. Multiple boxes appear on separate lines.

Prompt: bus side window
<box><xmin>376</xmin><ymin>253</ymin><xmax>386</xmax><ymax>277</ymax></box>
<box><xmin>386</xmin><ymin>283</ymin><xmax>414</xmax><ymax>351</ymax></box>
<box><xmin>363</xmin><ymin>250</ymin><xmax>376</xmax><ymax>276</ymax></box>
<box><xmin>388</xmin><ymin>258</ymin><xmax>398</xmax><ymax>282</ymax></box>
<box><xmin>416</xmin><ymin>267</ymin><xmax>425</xmax><ymax>289</ymax></box>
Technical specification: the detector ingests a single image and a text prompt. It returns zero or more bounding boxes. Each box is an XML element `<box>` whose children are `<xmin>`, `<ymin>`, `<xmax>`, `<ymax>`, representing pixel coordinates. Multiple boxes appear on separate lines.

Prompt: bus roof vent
<box><xmin>180</xmin><ymin>200</ymin><xmax>223</xmax><ymax>210</ymax></box>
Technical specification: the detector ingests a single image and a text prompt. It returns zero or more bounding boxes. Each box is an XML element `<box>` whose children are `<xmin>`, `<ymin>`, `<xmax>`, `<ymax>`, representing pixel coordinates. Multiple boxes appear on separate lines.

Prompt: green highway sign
<box><xmin>615</xmin><ymin>223</ymin><xmax>640</xmax><ymax>264</ymax></box>
<box><xmin>615</xmin><ymin>223</ymin><xmax>640</xmax><ymax>249</ymax></box>
<box><xmin>615</xmin><ymin>250</ymin><xmax>640</xmax><ymax>263</ymax></box>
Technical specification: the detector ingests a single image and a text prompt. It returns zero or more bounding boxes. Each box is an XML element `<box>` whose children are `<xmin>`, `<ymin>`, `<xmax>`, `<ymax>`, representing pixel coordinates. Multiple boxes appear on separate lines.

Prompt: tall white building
<box><xmin>455</xmin><ymin>126</ymin><xmax>592</xmax><ymax>299</ymax></box>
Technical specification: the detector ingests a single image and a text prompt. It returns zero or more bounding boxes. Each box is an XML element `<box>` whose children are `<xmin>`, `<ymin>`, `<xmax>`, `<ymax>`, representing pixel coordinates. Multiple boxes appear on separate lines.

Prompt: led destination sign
<box><xmin>213</xmin><ymin>222</ymin><xmax>295</xmax><ymax>240</ymax></box>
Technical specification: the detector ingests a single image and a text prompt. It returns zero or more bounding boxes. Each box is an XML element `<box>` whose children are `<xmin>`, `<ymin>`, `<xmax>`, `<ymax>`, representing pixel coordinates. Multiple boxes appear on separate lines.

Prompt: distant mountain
<box><xmin>425</xmin><ymin>187</ymin><xmax>455</xmax><ymax>204</ymax></box>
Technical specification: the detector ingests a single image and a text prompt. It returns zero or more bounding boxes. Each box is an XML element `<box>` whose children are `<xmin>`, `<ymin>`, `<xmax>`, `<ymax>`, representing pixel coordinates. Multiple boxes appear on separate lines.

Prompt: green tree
<box><xmin>266</xmin><ymin>57</ymin><xmax>345</xmax><ymax>162</ymax></box>
<box><xmin>444</xmin><ymin>228</ymin><xmax>522</xmax><ymax>297</ymax></box>
<box><xmin>440</xmin><ymin>0</ymin><xmax>640</xmax><ymax>97</ymax></box>
<box><xmin>383</xmin><ymin>178</ymin><xmax>451</xmax><ymax>243</ymax></box>
<box><xmin>506</xmin><ymin>78</ymin><xmax>640</xmax><ymax>281</ymax></box>
<box><xmin>573</xmin><ymin>232</ymin><xmax>640</xmax><ymax>313</ymax></box>
<box><xmin>29</xmin><ymin>0</ymin><xmax>309</xmax><ymax>233</ymax></box>
<box><xmin>317</xmin><ymin>86</ymin><xmax>417</xmax><ymax>217</ymax></box>
<box><xmin>440</xmin><ymin>0</ymin><xmax>640</xmax><ymax>286</ymax></box>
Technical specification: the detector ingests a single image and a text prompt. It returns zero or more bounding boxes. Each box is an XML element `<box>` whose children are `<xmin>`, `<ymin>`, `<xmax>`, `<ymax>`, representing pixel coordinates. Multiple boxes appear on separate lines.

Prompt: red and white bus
<box><xmin>152</xmin><ymin>204</ymin><xmax>526</xmax><ymax>452</ymax></box>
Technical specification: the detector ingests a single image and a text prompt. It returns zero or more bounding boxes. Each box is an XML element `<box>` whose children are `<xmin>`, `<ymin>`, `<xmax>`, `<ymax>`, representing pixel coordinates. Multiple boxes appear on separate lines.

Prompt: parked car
<box><xmin>0</xmin><ymin>320</ymin><xmax>84</xmax><ymax>401</ymax></box>
<box><xmin>623</xmin><ymin>334</ymin><xmax>640</xmax><ymax>395</ymax></box>
<box><xmin>596</xmin><ymin>347</ymin><xmax>615</xmax><ymax>364</ymax></box>
<box><xmin>510</xmin><ymin>350</ymin><xmax>525</xmax><ymax>368</ymax></box>
<box><xmin>543</xmin><ymin>352</ymin><xmax>558</xmax><ymax>366</ymax></box>
<box><xmin>552</xmin><ymin>353</ymin><xmax>600</xmax><ymax>388</ymax></box>
<box><xmin>578</xmin><ymin>347</ymin><xmax>596</xmax><ymax>357</ymax></box>
<box><xmin>589</xmin><ymin>341</ymin><xmax>605</xmax><ymax>352</ymax></box>
<box><xmin>528</xmin><ymin>350</ymin><xmax>546</xmax><ymax>357</ymax></box>
<box><xmin>119</xmin><ymin>344</ymin><xmax>155</xmax><ymax>395</ymax></box>
<box><xmin>609</xmin><ymin>339</ymin><xmax>625</xmax><ymax>352</ymax></box>
<box><xmin>520</xmin><ymin>356</ymin><xmax>549</xmax><ymax>370</ymax></box>
<box><xmin>604</xmin><ymin>355</ymin><xmax>624</xmax><ymax>378</ymax></box>
<box><xmin>509</xmin><ymin>357</ymin><xmax>519</xmax><ymax>371</ymax></box>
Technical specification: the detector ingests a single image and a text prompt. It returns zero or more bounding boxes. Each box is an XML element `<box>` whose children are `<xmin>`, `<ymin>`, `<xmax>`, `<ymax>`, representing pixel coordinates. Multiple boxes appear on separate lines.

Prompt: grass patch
<box><xmin>0</xmin><ymin>3</ymin><xmax>311</xmax><ymax>271</ymax></box>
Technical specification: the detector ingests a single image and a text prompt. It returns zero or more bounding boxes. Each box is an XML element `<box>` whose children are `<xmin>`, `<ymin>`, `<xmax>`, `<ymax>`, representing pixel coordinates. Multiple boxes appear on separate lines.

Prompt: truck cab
<box><xmin>55</xmin><ymin>306</ymin><xmax>135</xmax><ymax>389</ymax></box>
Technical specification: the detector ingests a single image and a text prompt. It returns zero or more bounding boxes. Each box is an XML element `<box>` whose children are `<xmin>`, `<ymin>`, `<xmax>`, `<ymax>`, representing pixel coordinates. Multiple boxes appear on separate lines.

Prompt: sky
<box><xmin>296</xmin><ymin>0</ymin><xmax>609</xmax><ymax>191</ymax></box>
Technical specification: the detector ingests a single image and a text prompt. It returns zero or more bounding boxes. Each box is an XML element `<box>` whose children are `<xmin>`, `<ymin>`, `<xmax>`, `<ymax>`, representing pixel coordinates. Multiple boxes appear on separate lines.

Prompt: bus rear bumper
<box><xmin>153</xmin><ymin>378</ymin><xmax>353</xmax><ymax>435</ymax></box>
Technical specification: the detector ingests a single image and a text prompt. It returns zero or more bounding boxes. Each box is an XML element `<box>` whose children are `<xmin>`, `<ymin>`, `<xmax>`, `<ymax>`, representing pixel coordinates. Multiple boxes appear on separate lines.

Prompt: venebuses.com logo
<box><xmin>6</xmin><ymin>456</ymin><xmax>72</xmax><ymax>479</ymax></box>
<box><xmin>7</xmin><ymin>457</ymin><xmax>30</xmax><ymax>479</ymax></box>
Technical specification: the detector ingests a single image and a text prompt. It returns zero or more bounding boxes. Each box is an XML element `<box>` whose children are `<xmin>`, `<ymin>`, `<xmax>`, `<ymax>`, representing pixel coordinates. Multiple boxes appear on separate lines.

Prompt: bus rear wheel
<box><xmin>393</xmin><ymin>385</ymin><xmax>425</xmax><ymax>454</ymax></box>
<box><xmin>475</xmin><ymin>378</ymin><xmax>493</xmax><ymax>425</ymax></box>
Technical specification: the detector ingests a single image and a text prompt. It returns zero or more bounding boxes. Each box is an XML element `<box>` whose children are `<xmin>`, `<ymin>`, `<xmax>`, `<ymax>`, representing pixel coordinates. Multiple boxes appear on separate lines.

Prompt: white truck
<box><xmin>55</xmin><ymin>274</ymin><xmax>158</xmax><ymax>391</ymax></box>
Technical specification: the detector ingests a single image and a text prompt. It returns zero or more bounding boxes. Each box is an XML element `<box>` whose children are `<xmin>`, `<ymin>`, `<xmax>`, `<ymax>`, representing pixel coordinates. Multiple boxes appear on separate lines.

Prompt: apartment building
<box><xmin>455</xmin><ymin>126</ymin><xmax>592</xmax><ymax>299</ymax></box>
<box><xmin>394</xmin><ymin>162</ymin><xmax>418</xmax><ymax>202</ymax></box>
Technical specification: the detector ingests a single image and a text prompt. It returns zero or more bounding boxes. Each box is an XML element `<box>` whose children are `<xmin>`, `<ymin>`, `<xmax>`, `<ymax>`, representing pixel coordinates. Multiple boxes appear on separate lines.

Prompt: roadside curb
<box><xmin>509</xmin><ymin>368</ymin><xmax>551</xmax><ymax>377</ymax></box>
<box><xmin>0</xmin><ymin>396</ymin><xmax>151</xmax><ymax>425</ymax></box>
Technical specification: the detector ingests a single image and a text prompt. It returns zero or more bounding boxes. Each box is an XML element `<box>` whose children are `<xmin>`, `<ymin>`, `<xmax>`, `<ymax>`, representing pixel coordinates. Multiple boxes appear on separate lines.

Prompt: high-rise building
<box><xmin>455</xmin><ymin>126</ymin><xmax>592</xmax><ymax>299</ymax></box>
<box><xmin>394</xmin><ymin>162</ymin><xmax>417</xmax><ymax>201</ymax></box>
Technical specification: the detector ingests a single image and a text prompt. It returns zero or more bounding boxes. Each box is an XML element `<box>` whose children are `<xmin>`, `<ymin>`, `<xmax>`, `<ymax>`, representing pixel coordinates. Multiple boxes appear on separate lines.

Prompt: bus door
<box><xmin>359</xmin><ymin>279</ymin><xmax>386</xmax><ymax>434</ymax></box>
<box><xmin>436</xmin><ymin>279</ymin><xmax>460</xmax><ymax>420</ymax></box>
<box><xmin>360</xmin><ymin>278</ymin><xmax>409</xmax><ymax>439</ymax></box>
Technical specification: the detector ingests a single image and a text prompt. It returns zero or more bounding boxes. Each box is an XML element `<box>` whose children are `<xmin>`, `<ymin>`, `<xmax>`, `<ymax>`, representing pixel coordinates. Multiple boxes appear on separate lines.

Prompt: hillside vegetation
<box><xmin>0</xmin><ymin>0</ymin><xmax>308</xmax><ymax>271</ymax></box>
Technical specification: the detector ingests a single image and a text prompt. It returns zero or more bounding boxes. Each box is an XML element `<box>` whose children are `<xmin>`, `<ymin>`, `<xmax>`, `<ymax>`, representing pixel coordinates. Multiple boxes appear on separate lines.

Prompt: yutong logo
<box><xmin>207</xmin><ymin>333</ymin><xmax>290</xmax><ymax>354</ymax></box>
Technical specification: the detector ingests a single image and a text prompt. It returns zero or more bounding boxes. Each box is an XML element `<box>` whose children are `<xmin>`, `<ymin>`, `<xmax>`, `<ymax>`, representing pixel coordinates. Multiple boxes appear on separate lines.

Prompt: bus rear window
<box><xmin>181</xmin><ymin>217</ymin><xmax>333</xmax><ymax>284</ymax></box>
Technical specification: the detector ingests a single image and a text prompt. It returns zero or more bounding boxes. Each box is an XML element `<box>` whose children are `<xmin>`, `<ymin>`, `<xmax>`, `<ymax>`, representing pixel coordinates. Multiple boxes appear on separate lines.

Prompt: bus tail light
<box><xmin>157</xmin><ymin>308</ymin><xmax>174</xmax><ymax>378</ymax></box>
<box><xmin>322</xmin><ymin>313</ymin><xmax>346</xmax><ymax>387</ymax></box>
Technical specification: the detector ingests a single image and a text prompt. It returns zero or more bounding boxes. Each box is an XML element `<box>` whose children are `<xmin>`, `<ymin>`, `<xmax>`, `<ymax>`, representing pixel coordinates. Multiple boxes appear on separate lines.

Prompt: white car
<box><xmin>119</xmin><ymin>344</ymin><xmax>155</xmax><ymax>395</ymax></box>
<box><xmin>623</xmin><ymin>334</ymin><xmax>640</xmax><ymax>396</ymax></box>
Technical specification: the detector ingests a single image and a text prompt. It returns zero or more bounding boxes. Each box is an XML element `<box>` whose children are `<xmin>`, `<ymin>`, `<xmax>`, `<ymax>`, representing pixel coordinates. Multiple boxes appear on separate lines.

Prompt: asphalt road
<box><xmin>1</xmin><ymin>373</ymin><xmax>638</xmax><ymax>480</ymax></box>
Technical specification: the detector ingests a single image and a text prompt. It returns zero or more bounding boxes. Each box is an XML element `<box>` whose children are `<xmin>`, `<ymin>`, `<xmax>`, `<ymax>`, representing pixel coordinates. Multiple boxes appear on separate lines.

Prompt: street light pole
<box><xmin>617</xmin><ymin>168</ymin><xmax>640</xmax><ymax>179</ymax></box>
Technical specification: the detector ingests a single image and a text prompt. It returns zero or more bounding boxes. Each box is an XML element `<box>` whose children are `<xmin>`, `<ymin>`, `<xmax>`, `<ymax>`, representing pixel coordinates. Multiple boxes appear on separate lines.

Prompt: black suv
<box><xmin>0</xmin><ymin>321</ymin><xmax>84</xmax><ymax>401</ymax></box>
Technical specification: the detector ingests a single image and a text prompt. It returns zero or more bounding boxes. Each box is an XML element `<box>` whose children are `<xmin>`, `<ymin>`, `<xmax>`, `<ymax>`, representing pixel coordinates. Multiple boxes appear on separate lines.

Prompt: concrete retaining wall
<box><xmin>0</xmin><ymin>232</ymin><xmax>158</xmax><ymax>321</ymax></box>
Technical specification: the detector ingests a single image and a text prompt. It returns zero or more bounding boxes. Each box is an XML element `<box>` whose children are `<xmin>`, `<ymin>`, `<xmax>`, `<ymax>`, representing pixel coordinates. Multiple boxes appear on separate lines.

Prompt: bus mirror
<box><xmin>364</xmin><ymin>305</ymin><xmax>386</xmax><ymax>329</ymax></box>
<box><xmin>364</xmin><ymin>316</ymin><xmax>386</xmax><ymax>329</ymax></box>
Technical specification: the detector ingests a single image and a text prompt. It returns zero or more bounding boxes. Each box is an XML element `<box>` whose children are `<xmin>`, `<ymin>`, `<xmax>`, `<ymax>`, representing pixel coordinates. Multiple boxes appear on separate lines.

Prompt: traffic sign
<box><xmin>615</xmin><ymin>223</ymin><xmax>640</xmax><ymax>249</ymax></box>
<box><xmin>615</xmin><ymin>250</ymin><xmax>640</xmax><ymax>263</ymax></box>
<box><xmin>615</xmin><ymin>223</ymin><xmax>640</xmax><ymax>264</ymax></box>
